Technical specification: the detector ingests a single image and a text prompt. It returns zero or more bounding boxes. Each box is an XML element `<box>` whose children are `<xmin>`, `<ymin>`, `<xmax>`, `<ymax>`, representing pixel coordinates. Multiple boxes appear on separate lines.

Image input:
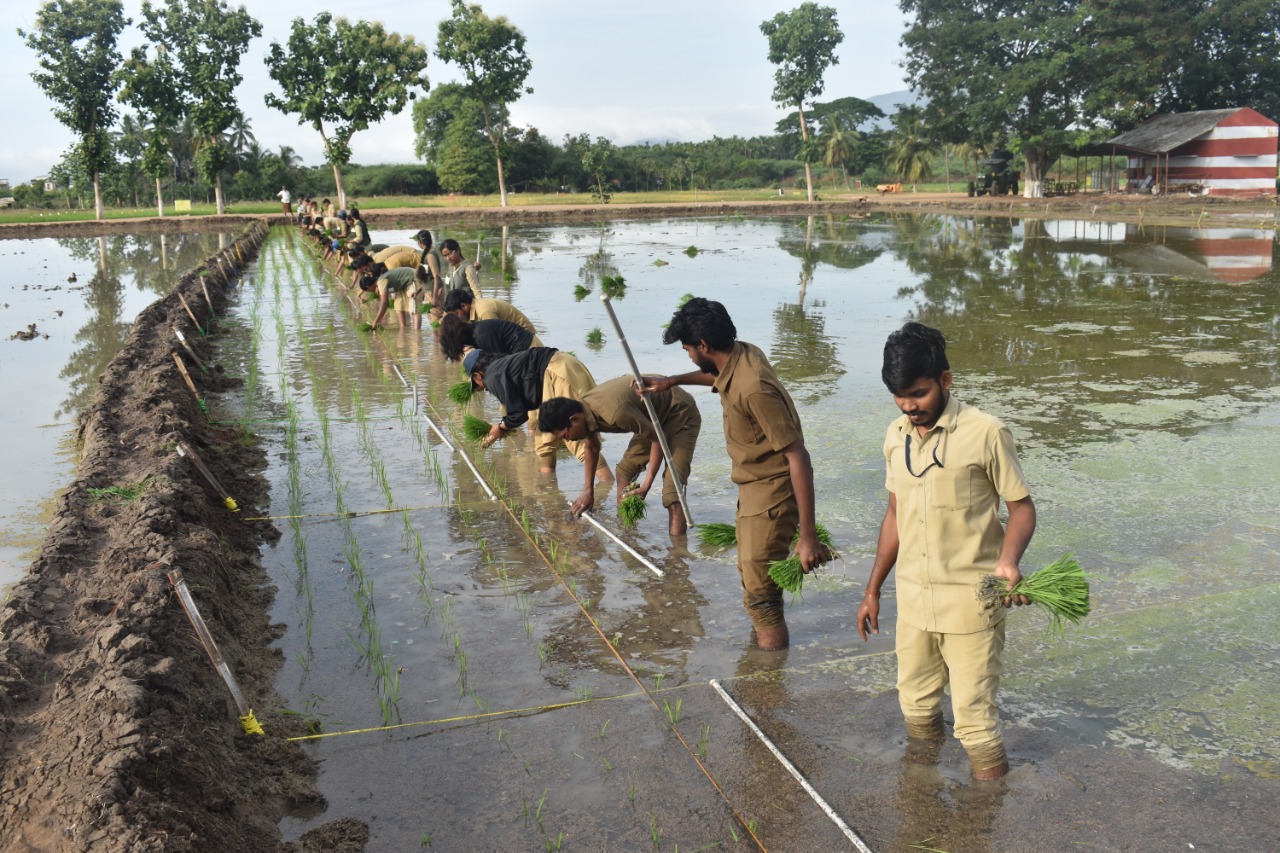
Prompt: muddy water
<box><xmin>0</xmin><ymin>231</ymin><xmax>238</xmax><ymax>591</ymax></box>
<box><xmin>229</xmin><ymin>216</ymin><xmax>1278</xmax><ymax>851</ymax></box>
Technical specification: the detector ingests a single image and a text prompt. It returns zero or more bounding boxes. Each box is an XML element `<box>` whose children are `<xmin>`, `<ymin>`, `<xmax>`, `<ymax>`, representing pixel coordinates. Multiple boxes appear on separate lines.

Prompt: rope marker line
<box><xmin>710</xmin><ymin>679</ymin><xmax>872</xmax><ymax>852</ymax></box>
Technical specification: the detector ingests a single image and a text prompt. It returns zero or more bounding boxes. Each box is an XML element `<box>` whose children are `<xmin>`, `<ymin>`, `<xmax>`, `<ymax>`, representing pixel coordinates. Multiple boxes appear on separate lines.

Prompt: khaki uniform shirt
<box><xmin>581</xmin><ymin>376</ymin><xmax>697</xmax><ymax>437</ymax></box>
<box><xmin>470</xmin><ymin>297</ymin><xmax>537</xmax><ymax>336</ymax></box>
<box><xmin>373</xmin><ymin>245</ymin><xmax>420</xmax><ymax>263</ymax></box>
<box><xmin>447</xmin><ymin>261</ymin><xmax>480</xmax><ymax>292</ymax></box>
<box><xmin>711</xmin><ymin>342</ymin><xmax>803</xmax><ymax>515</ymax></box>
<box><xmin>380</xmin><ymin>249</ymin><xmax>421</xmax><ymax>271</ymax></box>
<box><xmin>885</xmin><ymin>395</ymin><xmax>1031</xmax><ymax>634</ymax></box>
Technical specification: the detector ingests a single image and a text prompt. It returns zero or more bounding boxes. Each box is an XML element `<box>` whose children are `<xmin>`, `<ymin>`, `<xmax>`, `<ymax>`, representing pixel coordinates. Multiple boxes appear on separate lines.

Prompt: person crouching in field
<box><xmin>438</xmin><ymin>314</ymin><xmax>536</xmax><ymax>362</ymax></box>
<box><xmin>442</xmin><ymin>288</ymin><xmax>541</xmax><ymax>345</ymax></box>
<box><xmin>538</xmin><ymin>376</ymin><xmax>701</xmax><ymax>535</ymax></box>
<box><xmin>463</xmin><ymin>348</ymin><xmax>611</xmax><ymax>481</ymax></box>
<box><xmin>641</xmin><ymin>297</ymin><xmax>823</xmax><ymax>651</ymax></box>
<box><xmin>856</xmin><ymin>322</ymin><xmax>1036</xmax><ymax>781</ymax></box>
<box><xmin>361</xmin><ymin>263</ymin><xmax>428</xmax><ymax>331</ymax></box>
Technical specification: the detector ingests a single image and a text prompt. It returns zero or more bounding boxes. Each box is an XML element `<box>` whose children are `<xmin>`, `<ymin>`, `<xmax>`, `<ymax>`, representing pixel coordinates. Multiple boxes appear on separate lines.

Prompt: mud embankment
<box><xmin>0</xmin><ymin>223</ymin><xmax>360</xmax><ymax>853</ymax></box>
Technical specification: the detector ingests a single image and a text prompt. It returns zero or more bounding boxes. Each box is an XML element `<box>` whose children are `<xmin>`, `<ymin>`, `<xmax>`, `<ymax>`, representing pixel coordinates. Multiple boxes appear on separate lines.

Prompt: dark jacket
<box><xmin>472</xmin><ymin>319</ymin><xmax>534</xmax><ymax>356</ymax></box>
<box><xmin>484</xmin><ymin>347</ymin><xmax>557</xmax><ymax>430</ymax></box>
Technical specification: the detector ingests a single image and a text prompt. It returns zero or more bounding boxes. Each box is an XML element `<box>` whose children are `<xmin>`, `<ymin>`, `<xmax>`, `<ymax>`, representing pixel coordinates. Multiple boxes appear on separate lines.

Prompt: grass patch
<box><xmin>85</xmin><ymin>480</ymin><xmax>149</xmax><ymax>503</ymax></box>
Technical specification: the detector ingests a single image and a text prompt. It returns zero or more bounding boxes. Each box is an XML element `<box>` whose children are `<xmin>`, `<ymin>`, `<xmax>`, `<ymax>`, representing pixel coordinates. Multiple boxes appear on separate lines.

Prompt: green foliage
<box><xmin>618</xmin><ymin>492</ymin><xmax>646</xmax><ymax>527</ymax></box>
<box><xmin>600</xmin><ymin>275</ymin><xmax>626</xmax><ymax>299</ymax></box>
<box><xmin>20</xmin><ymin>0</ymin><xmax>130</xmax><ymax>217</ymax></box>
<box><xmin>265</xmin><ymin>12</ymin><xmax>429</xmax><ymax>200</ymax></box>
<box><xmin>572</xmin><ymin>284</ymin><xmax>591</xmax><ymax>302</ymax></box>
<box><xmin>436</xmin><ymin>0</ymin><xmax>533</xmax><ymax>205</ymax></box>
<box><xmin>696</xmin><ymin>522</ymin><xmax>737</xmax><ymax>547</ymax></box>
<box><xmin>585</xmin><ymin>327</ymin><xmax>604</xmax><ymax>347</ymax></box>
<box><xmin>462</xmin><ymin>415</ymin><xmax>491</xmax><ymax>442</ymax></box>
<box><xmin>86</xmin><ymin>480</ymin><xmax>148</xmax><ymax>503</ymax></box>
<box><xmin>978</xmin><ymin>554</ymin><xmax>1092</xmax><ymax>637</ymax></box>
<box><xmin>448</xmin><ymin>381</ymin><xmax>474</xmax><ymax>405</ymax></box>
<box><xmin>683</xmin><ymin>246</ymin><xmax>698</xmax><ymax>257</ymax></box>
<box><xmin>576</xmin><ymin>134</ymin><xmax>616</xmax><ymax>203</ymax></box>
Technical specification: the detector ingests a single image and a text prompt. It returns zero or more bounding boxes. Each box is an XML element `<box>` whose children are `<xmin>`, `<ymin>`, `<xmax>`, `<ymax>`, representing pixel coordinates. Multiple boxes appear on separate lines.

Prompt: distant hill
<box><xmin>861</xmin><ymin>90</ymin><xmax>922</xmax><ymax>130</ymax></box>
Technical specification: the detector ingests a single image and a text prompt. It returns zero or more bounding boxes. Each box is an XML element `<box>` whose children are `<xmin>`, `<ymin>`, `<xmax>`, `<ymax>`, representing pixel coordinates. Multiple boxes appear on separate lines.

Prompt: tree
<box><xmin>136</xmin><ymin>0</ymin><xmax>262</xmax><ymax>214</ymax></box>
<box><xmin>760</xmin><ymin>4</ymin><xmax>844</xmax><ymax>202</ymax></box>
<box><xmin>19</xmin><ymin>0</ymin><xmax>130</xmax><ymax>220</ymax></box>
<box><xmin>266</xmin><ymin>13</ymin><xmax>429</xmax><ymax>209</ymax></box>
<box><xmin>577</xmin><ymin>135</ymin><xmax>616</xmax><ymax>203</ymax></box>
<box><xmin>436</xmin><ymin>0</ymin><xmax>534</xmax><ymax>207</ymax></box>
<box><xmin>887</xmin><ymin>105</ymin><xmax>934</xmax><ymax>190</ymax></box>
<box><xmin>118</xmin><ymin>35</ymin><xmax>186</xmax><ymax>216</ymax></box>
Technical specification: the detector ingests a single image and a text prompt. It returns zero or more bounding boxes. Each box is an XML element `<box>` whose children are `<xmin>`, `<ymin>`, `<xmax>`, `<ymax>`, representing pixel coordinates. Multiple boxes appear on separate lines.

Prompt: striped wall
<box><xmin>1128</xmin><ymin>108</ymin><xmax>1278</xmax><ymax>197</ymax></box>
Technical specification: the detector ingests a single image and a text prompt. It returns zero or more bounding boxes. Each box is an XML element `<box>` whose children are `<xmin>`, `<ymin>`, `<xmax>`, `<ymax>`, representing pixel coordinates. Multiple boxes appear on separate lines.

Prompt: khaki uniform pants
<box><xmin>614</xmin><ymin>416</ymin><xmax>699</xmax><ymax>508</ymax></box>
<box><xmin>734</xmin><ymin>497</ymin><xmax>798</xmax><ymax>628</ymax></box>
<box><xmin>896</xmin><ymin>618</ymin><xmax>1007</xmax><ymax>772</ymax></box>
<box><xmin>535</xmin><ymin>352</ymin><xmax>594</xmax><ymax>463</ymax></box>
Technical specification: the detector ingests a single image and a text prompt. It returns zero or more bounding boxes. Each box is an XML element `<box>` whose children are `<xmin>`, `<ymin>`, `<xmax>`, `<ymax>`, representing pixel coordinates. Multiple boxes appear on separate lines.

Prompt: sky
<box><xmin>1</xmin><ymin>0</ymin><xmax>910</xmax><ymax>184</ymax></box>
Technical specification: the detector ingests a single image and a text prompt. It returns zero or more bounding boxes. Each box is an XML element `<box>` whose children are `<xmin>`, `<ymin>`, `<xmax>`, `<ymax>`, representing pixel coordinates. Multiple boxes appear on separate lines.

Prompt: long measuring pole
<box><xmin>599</xmin><ymin>294</ymin><xmax>694</xmax><ymax>527</ymax></box>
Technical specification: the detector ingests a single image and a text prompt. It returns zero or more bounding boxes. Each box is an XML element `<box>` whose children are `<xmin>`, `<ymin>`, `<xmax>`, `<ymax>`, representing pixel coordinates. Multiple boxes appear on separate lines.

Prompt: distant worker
<box><xmin>277</xmin><ymin>186</ymin><xmax>293</xmax><ymax>221</ymax></box>
<box><xmin>442</xmin><ymin>288</ymin><xmax>541</xmax><ymax>344</ymax></box>
<box><xmin>414</xmin><ymin>230</ymin><xmax>446</xmax><ymax>312</ymax></box>
<box><xmin>539</xmin><ymin>376</ymin><xmax>701</xmax><ymax>535</ymax></box>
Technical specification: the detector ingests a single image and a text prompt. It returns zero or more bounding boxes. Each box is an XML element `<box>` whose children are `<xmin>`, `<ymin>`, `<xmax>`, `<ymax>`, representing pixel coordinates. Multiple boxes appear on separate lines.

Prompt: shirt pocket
<box><xmin>929</xmin><ymin>467</ymin><xmax>971</xmax><ymax>510</ymax></box>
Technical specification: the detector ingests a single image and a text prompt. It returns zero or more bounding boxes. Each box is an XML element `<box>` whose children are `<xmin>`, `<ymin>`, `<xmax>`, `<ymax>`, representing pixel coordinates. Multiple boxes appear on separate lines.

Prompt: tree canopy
<box><xmin>760</xmin><ymin>3</ymin><xmax>844</xmax><ymax>202</ymax></box>
<box><xmin>20</xmin><ymin>0</ymin><xmax>130</xmax><ymax>220</ymax></box>
<box><xmin>436</xmin><ymin>0</ymin><xmax>534</xmax><ymax>207</ymax></box>
<box><xmin>135</xmin><ymin>0</ymin><xmax>261</xmax><ymax>213</ymax></box>
<box><xmin>265</xmin><ymin>12</ymin><xmax>430</xmax><ymax>209</ymax></box>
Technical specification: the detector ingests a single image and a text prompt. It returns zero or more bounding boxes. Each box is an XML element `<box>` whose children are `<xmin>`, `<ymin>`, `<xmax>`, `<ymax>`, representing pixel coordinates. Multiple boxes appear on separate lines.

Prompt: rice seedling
<box><xmin>535</xmin><ymin>789</ymin><xmax>548</xmax><ymax>826</ymax></box>
<box><xmin>684</xmin><ymin>245</ymin><xmax>699</xmax><ymax>257</ymax></box>
<box><xmin>648</xmin><ymin>812</ymin><xmax>661</xmax><ymax>846</ymax></box>
<box><xmin>600</xmin><ymin>274</ymin><xmax>627</xmax><ymax>298</ymax></box>
<box><xmin>448</xmin><ymin>381</ymin><xmax>474</xmax><ymax>405</ymax></box>
<box><xmin>617</xmin><ymin>492</ymin><xmax>647</xmax><ymax>527</ymax></box>
<box><xmin>586</xmin><ymin>327</ymin><xmax>605</xmax><ymax>347</ymax></box>
<box><xmin>697</xmin><ymin>724</ymin><xmax>710</xmax><ymax>758</ymax></box>
<box><xmin>85</xmin><ymin>480</ymin><xmax>149</xmax><ymax>503</ymax></box>
<box><xmin>652</xmin><ymin>258</ymin><xmax>669</xmax><ymax>267</ymax></box>
<box><xmin>676</xmin><ymin>293</ymin><xmax>693</xmax><ymax>307</ymax></box>
<box><xmin>463</xmin><ymin>415</ymin><xmax>491</xmax><ymax>442</ymax></box>
<box><xmin>977</xmin><ymin>554</ymin><xmax>1092</xmax><ymax>637</ymax></box>
<box><xmin>598</xmin><ymin>720</ymin><xmax>611</xmax><ymax>740</ymax></box>
<box><xmin>663</xmin><ymin>698</ymin><xmax>682</xmax><ymax>726</ymax></box>
<box><xmin>695</xmin><ymin>522</ymin><xmax>737</xmax><ymax>547</ymax></box>
<box><xmin>420</xmin><ymin>834</ymin><xmax>431</xmax><ymax>847</ymax></box>
<box><xmin>545</xmin><ymin>833</ymin><xmax>563</xmax><ymax>852</ymax></box>
<box><xmin>628</xmin><ymin>774</ymin><xmax>637</xmax><ymax>803</ymax></box>
<box><xmin>358</xmin><ymin>321</ymin><xmax>374</xmax><ymax>331</ymax></box>
<box><xmin>573</xmin><ymin>283</ymin><xmax>592</xmax><ymax>301</ymax></box>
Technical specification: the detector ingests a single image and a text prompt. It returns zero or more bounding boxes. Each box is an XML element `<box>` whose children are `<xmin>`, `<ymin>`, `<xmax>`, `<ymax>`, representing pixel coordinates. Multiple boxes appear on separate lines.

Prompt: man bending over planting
<box><xmin>640</xmin><ymin>297</ymin><xmax>823</xmax><ymax>650</ymax></box>
<box><xmin>539</xmin><ymin>376</ymin><xmax>701</xmax><ymax>535</ymax></box>
<box><xmin>856</xmin><ymin>321</ymin><xmax>1035</xmax><ymax>781</ymax></box>
<box><xmin>442</xmin><ymin>288</ymin><xmax>541</xmax><ymax>344</ymax></box>
<box><xmin>438</xmin><ymin>315</ymin><xmax>536</xmax><ymax>362</ymax></box>
<box><xmin>464</xmin><ymin>348</ymin><xmax>612</xmax><ymax>481</ymax></box>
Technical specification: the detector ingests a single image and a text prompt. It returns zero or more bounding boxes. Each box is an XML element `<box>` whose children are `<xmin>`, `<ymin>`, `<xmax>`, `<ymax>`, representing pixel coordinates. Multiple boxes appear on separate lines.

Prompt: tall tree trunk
<box><xmin>496</xmin><ymin>150</ymin><xmax>508</xmax><ymax>207</ymax></box>
<box><xmin>92</xmin><ymin>173</ymin><xmax>105</xmax><ymax>220</ymax></box>
<box><xmin>331</xmin><ymin>163</ymin><xmax>347</xmax><ymax>210</ymax></box>
<box><xmin>796</xmin><ymin>104</ymin><xmax>815</xmax><ymax>202</ymax></box>
<box><xmin>1022</xmin><ymin>146</ymin><xmax>1049</xmax><ymax>198</ymax></box>
<box><xmin>155</xmin><ymin>177</ymin><xmax>164</xmax><ymax>217</ymax></box>
<box><xmin>214</xmin><ymin>175</ymin><xmax>225</xmax><ymax>215</ymax></box>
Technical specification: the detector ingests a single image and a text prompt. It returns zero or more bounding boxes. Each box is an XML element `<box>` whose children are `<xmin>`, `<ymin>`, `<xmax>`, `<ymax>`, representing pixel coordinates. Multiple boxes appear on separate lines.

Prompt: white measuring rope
<box><xmin>580</xmin><ymin>511</ymin><xmax>664</xmax><ymax>576</ymax></box>
<box><xmin>709</xmin><ymin>679</ymin><xmax>873</xmax><ymax>852</ymax></box>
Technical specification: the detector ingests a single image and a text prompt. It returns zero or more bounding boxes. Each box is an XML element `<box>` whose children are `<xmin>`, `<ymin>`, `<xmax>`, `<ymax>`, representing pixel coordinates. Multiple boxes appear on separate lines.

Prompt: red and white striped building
<box><xmin>1107</xmin><ymin>107</ymin><xmax>1278</xmax><ymax>197</ymax></box>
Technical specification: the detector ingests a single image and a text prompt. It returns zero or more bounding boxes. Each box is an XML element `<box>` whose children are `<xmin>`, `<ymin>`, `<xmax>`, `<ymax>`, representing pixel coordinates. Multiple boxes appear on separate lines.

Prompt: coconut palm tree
<box><xmin>225</xmin><ymin>113</ymin><xmax>255</xmax><ymax>165</ymax></box>
<box><xmin>822</xmin><ymin>117</ymin><xmax>859</xmax><ymax>191</ymax></box>
<box><xmin>887</xmin><ymin>105</ymin><xmax>935</xmax><ymax>191</ymax></box>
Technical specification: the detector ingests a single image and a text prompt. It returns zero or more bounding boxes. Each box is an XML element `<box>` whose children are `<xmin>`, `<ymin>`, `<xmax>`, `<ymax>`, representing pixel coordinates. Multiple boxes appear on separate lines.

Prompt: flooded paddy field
<box><xmin>220</xmin><ymin>214</ymin><xmax>1278</xmax><ymax>852</ymax></box>
<box><xmin>0</xmin><ymin>231</ymin><xmax>239</xmax><ymax>590</ymax></box>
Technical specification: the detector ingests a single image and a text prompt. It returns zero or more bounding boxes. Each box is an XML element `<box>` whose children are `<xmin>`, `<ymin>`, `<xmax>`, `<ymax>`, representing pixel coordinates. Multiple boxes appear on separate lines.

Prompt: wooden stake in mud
<box><xmin>176</xmin><ymin>442</ymin><xmax>240</xmax><ymax>512</ymax></box>
<box><xmin>167</xmin><ymin>568</ymin><xmax>264</xmax><ymax>736</ymax></box>
<box><xmin>174</xmin><ymin>329</ymin><xmax>206</xmax><ymax>370</ymax></box>
<box><xmin>172</xmin><ymin>352</ymin><xmax>202</xmax><ymax>404</ymax></box>
<box><xmin>200</xmin><ymin>276</ymin><xmax>214</xmax><ymax>314</ymax></box>
<box><xmin>599</xmin><ymin>293</ymin><xmax>694</xmax><ymax>527</ymax></box>
<box><xmin>176</xmin><ymin>292</ymin><xmax>205</xmax><ymax>335</ymax></box>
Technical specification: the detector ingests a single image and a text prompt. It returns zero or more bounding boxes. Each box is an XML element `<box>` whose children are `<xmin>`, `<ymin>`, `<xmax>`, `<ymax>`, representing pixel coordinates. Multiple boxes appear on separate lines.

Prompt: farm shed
<box><xmin>1106</xmin><ymin>107</ymin><xmax>1278</xmax><ymax>197</ymax></box>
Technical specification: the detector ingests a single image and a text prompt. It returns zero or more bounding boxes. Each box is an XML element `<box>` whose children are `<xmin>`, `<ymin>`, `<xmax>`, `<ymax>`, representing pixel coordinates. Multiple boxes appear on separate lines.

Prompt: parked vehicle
<box><xmin>967</xmin><ymin>148</ymin><xmax>1019</xmax><ymax>197</ymax></box>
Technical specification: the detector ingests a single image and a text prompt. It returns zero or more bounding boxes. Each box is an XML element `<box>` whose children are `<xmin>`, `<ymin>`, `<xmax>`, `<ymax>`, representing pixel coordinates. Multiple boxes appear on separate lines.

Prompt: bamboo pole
<box><xmin>599</xmin><ymin>294</ymin><xmax>694</xmax><ymax>527</ymax></box>
<box><xmin>171</xmin><ymin>352</ymin><xmax>201</xmax><ymax>403</ymax></box>
<box><xmin>580</xmin><ymin>511</ymin><xmax>664</xmax><ymax>576</ymax></box>
<box><xmin>168</xmin><ymin>568</ymin><xmax>264</xmax><ymax>735</ymax></box>
<box><xmin>176</xmin><ymin>292</ymin><xmax>204</xmax><ymax>335</ymax></box>
<box><xmin>174</xmin><ymin>329</ymin><xmax>206</xmax><ymax>370</ymax></box>
<box><xmin>176</xmin><ymin>442</ymin><xmax>240</xmax><ymax>512</ymax></box>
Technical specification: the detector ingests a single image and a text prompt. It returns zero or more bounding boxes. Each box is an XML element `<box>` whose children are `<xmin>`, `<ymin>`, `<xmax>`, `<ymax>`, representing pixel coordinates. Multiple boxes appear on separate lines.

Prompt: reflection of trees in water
<box><xmin>577</xmin><ymin>226</ymin><xmax>619</xmax><ymax>293</ymax></box>
<box><xmin>887</xmin><ymin>214</ymin><xmax>1280</xmax><ymax>444</ymax></box>
<box><xmin>53</xmin><ymin>232</ymin><xmax>236</xmax><ymax>420</ymax></box>
<box><xmin>776</xmin><ymin>214</ymin><xmax>885</xmax><ymax>302</ymax></box>
<box><xmin>770</xmin><ymin>302</ymin><xmax>845</xmax><ymax>403</ymax></box>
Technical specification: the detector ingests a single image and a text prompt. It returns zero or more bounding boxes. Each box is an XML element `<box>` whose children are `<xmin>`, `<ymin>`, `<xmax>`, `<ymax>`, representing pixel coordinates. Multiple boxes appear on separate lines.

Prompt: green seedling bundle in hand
<box><xmin>462</xmin><ymin>415</ymin><xmax>491</xmax><ymax>442</ymax></box>
<box><xmin>977</xmin><ymin>554</ymin><xmax>1091</xmax><ymax>637</ymax></box>
<box><xmin>358</xmin><ymin>322</ymin><xmax>374</xmax><ymax>332</ymax></box>
<box><xmin>696</xmin><ymin>521</ymin><xmax>737</xmax><ymax>548</ymax></box>
<box><xmin>617</xmin><ymin>485</ymin><xmax>646</xmax><ymax>527</ymax></box>
<box><xmin>448</xmin><ymin>381</ymin><xmax>474</xmax><ymax>405</ymax></box>
<box><xmin>695</xmin><ymin>521</ymin><xmax>837</xmax><ymax>594</ymax></box>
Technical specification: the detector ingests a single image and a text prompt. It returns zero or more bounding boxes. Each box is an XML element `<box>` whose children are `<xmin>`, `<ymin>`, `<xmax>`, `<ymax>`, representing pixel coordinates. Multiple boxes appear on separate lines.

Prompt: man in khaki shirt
<box><xmin>857</xmin><ymin>322</ymin><xmax>1036</xmax><ymax>781</ymax></box>
<box><xmin>643</xmin><ymin>298</ymin><xmax>824</xmax><ymax>650</ymax></box>
<box><xmin>442</xmin><ymin>289</ymin><xmax>543</xmax><ymax>347</ymax></box>
<box><xmin>538</xmin><ymin>376</ymin><xmax>701</xmax><ymax>535</ymax></box>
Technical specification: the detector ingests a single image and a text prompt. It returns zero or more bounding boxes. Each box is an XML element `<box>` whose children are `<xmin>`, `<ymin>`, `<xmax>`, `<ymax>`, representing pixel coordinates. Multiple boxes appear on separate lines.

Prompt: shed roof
<box><xmin>1105</xmin><ymin>109</ymin><xmax>1245</xmax><ymax>155</ymax></box>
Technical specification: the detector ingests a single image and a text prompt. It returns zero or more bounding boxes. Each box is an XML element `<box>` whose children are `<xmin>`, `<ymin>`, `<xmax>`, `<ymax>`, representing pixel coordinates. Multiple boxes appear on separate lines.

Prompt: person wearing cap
<box><xmin>439</xmin><ymin>238</ymin><xmax>480</xmax><ymax>292</ymax></box>
<box><xmin>538</xmin><ymin>377</ymin><xmax>701</xmax><ymax>534</ymax></box>
<box><xmin>362</xmin><ymin>262</ymin><xmax>428</xmax><ymax>331</ymax></box>
<box><xmin>438</xmin><ymin>315</ymin><xmax>538</xmax><ymax>362</ymax></box>
<box><xmin>442</xmin><ymin>288</ymin><xmax>539</xmax><ymax>339</ymax></box>
<box><xmin>464</xmin><ymin>348</ymin><xmax>611</xmax><ymax>479</ymax></box>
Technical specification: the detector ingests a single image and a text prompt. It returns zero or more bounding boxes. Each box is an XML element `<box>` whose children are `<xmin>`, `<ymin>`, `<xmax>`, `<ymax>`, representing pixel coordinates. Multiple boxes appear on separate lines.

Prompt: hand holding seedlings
<box><xmin>481</xmin><ymin>423</ymin><xmax>505</xmax><ymax>448</ymax></box>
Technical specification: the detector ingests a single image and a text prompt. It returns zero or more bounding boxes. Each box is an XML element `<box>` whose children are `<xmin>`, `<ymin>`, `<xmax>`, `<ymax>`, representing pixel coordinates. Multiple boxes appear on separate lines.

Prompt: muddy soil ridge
<box><xmin>0</xmin><ymin>222</ymin><xmax>358</xmax><ymax>853</ymax></box>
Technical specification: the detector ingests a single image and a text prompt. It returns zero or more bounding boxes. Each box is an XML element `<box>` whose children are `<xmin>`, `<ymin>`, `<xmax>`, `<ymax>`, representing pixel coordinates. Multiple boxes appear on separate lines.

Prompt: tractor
<box><xmin>967</xmin><ymin>148</ymin><xmax>1020</xmax><ymax>197</ymax></box>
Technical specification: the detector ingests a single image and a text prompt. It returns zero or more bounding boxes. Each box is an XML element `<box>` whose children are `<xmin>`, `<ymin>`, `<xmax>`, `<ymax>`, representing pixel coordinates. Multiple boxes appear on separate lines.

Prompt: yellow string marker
<box><xmin>224</xmin><ymin>496</ymin><xmax>240</xmax><ymax>512</ymax></box>
<box><xmin>240</xmin><ymin>710</ymin><xmax>264</xmax><ymax>735</ymax></box>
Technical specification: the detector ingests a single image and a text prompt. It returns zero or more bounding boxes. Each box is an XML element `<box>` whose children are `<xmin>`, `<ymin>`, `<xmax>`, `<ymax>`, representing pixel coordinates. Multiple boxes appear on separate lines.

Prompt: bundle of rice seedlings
<box><xmin>696</xmin><ymin>522</ymin><xmax>738</xmax><ymax>547</ymax></box>
<box><xmin>617</xmin><ymin>490</ymin><xmax>647</xmax><ymax>527</ymax></box>
<box><xmin>977</xmin><ymin>554</ymin><xmax>1091</xmax><ymax>637</ymax></box>
<box><xmin>462</xmin><ymin>415</ymin><xmax>492</xmax><ymax>442</ymax></box>
<box><xmin>447</xmin><ymin>381</ymin><xmax>474</xmax><ymax>405</ymax></box>
<box><xmin>358</xmin><ymin>322</ymin><xmax>374</xmax><ymax>331</ymax></box>
<box><xmin>601</xmin><ymin>275</ymin><xmax>627</xmax><ymax>298</ymax></box>
<box><xmin>768</xmin><ymin>538</ymin><xmax>840</xmax><ymax>596</ymax></box>
<box><xmin>573</xmin><ymin>284</ymin><xmax>591</xmax><ymax>301</ymax></box>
